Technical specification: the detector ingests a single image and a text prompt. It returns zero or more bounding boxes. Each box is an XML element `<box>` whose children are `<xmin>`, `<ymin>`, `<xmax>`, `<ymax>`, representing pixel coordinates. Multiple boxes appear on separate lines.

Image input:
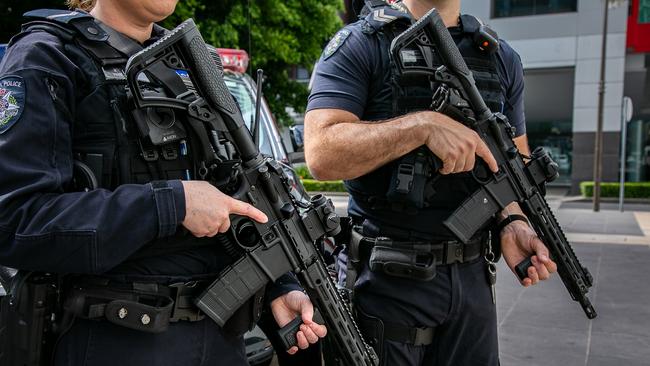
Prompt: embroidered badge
<box><xmin>0</xmin><ymin>76</ymin><xmax>24</xmax><ymax>134</ymax></box>
<box><xmin>323</xmin><ymin>29</ymin><xmax>352</xmax><ymax>60</ymax></box>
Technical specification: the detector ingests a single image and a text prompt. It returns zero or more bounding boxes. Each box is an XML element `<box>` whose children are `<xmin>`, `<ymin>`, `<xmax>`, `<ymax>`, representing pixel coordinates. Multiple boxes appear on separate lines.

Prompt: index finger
<box><xmin>476</xmin><ymin>140</ymin><xmax>499</xmax><ymax>173</ymax></box>
<box><xmin>228</xmin><ymin>198</ymin><xmax>269</xmax><ymax>223</ymax></box>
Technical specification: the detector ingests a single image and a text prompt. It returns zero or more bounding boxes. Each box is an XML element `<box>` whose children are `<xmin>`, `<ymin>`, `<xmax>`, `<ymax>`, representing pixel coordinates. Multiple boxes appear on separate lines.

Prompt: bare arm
<box><xmin>304</xmin><ymin>109</ymin><xmax>498</xmax><ymax>181</ymax></box>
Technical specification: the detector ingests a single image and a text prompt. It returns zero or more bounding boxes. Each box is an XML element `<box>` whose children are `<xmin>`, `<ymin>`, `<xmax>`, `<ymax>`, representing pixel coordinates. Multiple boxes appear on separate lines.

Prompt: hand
<box><xmin>271</xmin><ymin>290</ymin><xmax>327</xmax><ymax>355</ymax></box>
<box><xmin>422</xmin><ymin>111</ymin><xmax>499</xmax><ymax>174</ymax></box>
<box><xmin>181</xmin><ymin>180</ymin><xmax>268</xmax><ymax>237</ymax></box>
<box><xmin>500</xmin><ymin>220</ymin><xmax>558</xmax><ymax>286</ymax></box>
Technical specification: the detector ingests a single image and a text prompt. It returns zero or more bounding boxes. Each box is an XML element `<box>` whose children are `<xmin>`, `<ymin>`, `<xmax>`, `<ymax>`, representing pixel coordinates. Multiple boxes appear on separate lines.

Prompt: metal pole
<box><xmin>593</xmin><ymin>0</ymin><xmax>610</xmax><ymax>212</ymax></box>
<box><xmin>619</xmin><ymin>97</ymin><xmax>631</xmax><ymax>212</ymax></box>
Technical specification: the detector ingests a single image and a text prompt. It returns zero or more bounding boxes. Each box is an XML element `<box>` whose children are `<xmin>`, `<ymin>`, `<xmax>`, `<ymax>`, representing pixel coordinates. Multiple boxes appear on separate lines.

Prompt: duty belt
<box><xmin>346</xmin><ymin>229</ymin><xmax>485</xmax><ymax>287</ymax></box>
<box><xmin>64</xmin><ymin>279</ymin><xmax>207</xmax><ymax>334</ymax></box>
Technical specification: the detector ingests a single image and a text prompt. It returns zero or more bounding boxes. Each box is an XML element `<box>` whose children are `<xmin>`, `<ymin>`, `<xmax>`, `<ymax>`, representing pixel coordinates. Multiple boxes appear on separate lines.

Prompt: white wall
<box><xmin>462</xmin><ymin>0</ymin><xmax>629</xmax><ymax>133</ymax></box>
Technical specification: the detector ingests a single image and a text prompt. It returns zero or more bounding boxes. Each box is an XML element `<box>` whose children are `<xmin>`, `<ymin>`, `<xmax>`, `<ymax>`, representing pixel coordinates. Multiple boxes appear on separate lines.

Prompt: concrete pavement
<box><xmin>321</xmin><ymin>189</ymin><xmax>650</xmax><ymax>366</ymax></box>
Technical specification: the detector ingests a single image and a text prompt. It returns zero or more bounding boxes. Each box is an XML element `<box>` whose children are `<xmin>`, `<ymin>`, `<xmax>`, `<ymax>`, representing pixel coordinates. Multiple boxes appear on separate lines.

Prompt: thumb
<box><xmin>229</xmin><ymin>198</ymin><xmax>268</xmax><ymax>223</ymax></box>
<box><xmin>299</xmin><ymin>297</ymin><xmax>315</xmax><ymax>325</ymax></box>
<box><xmin>531</xmin><ymin>237</ymin><xmax>550</xmax><ymax>263</ymax></box>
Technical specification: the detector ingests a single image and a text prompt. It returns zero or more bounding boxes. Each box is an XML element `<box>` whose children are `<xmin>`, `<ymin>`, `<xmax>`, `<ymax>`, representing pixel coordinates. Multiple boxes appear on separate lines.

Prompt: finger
<box><xmin>521</xmin><ymin>277</ymin><xmax>532</xmax><ymax>287</ymax></box>
<box><xmin>440</xmin><ymin>160</ymin><xmax>454</xmax><ymax>175</ymax></box>
<box><xmin>229</xmin><ymin>199</ymin><xmax>268</xmax><ymax>223</ymax></box>
<box><xmin>207</xmin><ymin>227</ymin><xmax>221</xmax><ymax>237</ymax></box>
<box><xmin>454</xmin><ymin>153</ymin><xmax>468</xmax><ymax>174</ymax></box>
<box><xmin>532</xmin><ymin>256</ymin><xmax>551</xmax><ymax>281</ymax></box>
<box><xmin>527</xmin><ymin>265</ymin><xmax>540</xmax><ymax>285</ymax></box>
<box><xmin>308</xmin><ymin>322</ymin><xmax>327</xmax><ymax>338</ymax></box>
<box><xmin>463</xmin><ymin>152</ymin><xmax>476</xmax><ymax>172</ymax></box>
<box><xmin>475</xmin><ymin>140</ymin><xmax>498</xmax><ymax>173</ymax></box>
<box><xmin>296</xmin><ymin>331</ymin><xmax>309</xmax><ymax>350</ymax></box>
<box><xmin>191</xmin><ymin>230</ymin><xmax>207</xmax><ymax>238</ymax></box>
<box><xmin>300</xmin><ymin>324</ymin><xmax>319</xmax><ymax>344</ymax></box>
<box><xmin>532</xmin><ymin>240</ymin><xmax>557</xmax><ymax>273</ymax></box>
<box><xmin>545</xmin><ymin>259</ymin><xmax>558</xmax><ymax>274</ymax></box>
<box><xmin>217</xmin><ymin>218</ymin><xmax>231</xmax><ymax>233</ymax></box>
<box><xmin>287</xmin><ymin>346</ymin><xmax>298</xmax><ymax>355</ymax></box>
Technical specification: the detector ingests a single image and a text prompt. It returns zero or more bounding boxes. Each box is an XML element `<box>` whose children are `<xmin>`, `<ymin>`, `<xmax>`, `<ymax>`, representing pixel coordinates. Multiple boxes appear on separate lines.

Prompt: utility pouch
<box><xmin>64</xmin><ymin>287</ymin><xmax>174</xmax><ymax>334</ymax></box>
<box><xmin>369</xmin><ymin>240</ymin><xmax>437</xmax><ymax>281</ymax></box>
<box><xmin>386</xmin><ymin>147</ymin><xmax>439</xmax><ymax>210</ymax></box>
<box><xmin>0</xmin><ymin>272</ymin><xmax>59</xmax><ymax>366</ymax></box>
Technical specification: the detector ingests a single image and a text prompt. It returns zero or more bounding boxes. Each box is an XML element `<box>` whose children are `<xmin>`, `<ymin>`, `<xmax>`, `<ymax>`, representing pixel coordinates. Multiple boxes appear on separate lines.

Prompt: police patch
<box><xmin>323</xmin><ymin>29</ymin><xmax>351</xmax><ymax>60</ymax></box>
<box><xmin>0</xmin><ymin>76</ymin><xmax>25</xmax><ymax>134</ymax></box>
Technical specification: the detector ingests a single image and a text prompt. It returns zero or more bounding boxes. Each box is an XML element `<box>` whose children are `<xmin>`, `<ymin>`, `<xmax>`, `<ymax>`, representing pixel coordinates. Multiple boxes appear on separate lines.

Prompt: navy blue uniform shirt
<box><xmin>0</xmin><ymin>21</ymin><xmax>295</xmax><ymax>296</ymax></box>
<box><xmin>307</xmin><ymin>21</ymin><xmax>526</xmax><ymax>134</ymax></box>
<box><xmin>307</xmin><ymin>17</ymin><xmax>527</xmax><ymax>237</ymax></box>
<box><xmin>0</xmin><ymin>29</ymin><xmax>190</xmax><ymax>275</ymax></box>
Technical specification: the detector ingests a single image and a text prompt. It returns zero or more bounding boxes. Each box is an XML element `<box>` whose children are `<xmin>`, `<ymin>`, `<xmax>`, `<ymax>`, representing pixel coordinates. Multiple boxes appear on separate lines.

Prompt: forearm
<box><xmin>305</xmin><ymin>110</ymin><xmax>432</xmax><ymax>180</ymax></box>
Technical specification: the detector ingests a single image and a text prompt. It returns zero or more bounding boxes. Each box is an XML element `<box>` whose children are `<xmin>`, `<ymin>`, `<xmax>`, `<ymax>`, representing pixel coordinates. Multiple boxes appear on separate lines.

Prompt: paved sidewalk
<box><xmin>324</xmin><ymin>190</ymin><xmax>650</xmax><ymax>366</ymax></box>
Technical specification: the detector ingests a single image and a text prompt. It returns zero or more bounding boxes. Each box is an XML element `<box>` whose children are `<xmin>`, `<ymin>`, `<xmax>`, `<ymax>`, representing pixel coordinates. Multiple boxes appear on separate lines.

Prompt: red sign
<box><xmin>628</xmin><ymin>0</ymin><xmax>650</xmax><ymax>53</ymax></box>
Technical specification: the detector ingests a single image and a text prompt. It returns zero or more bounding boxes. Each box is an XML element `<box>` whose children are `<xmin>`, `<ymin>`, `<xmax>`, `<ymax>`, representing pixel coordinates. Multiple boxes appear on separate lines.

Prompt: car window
<box><xmin>224</xmin><ymin>76</ymin><xmax>274</xmax><ymax>157</ymax></box>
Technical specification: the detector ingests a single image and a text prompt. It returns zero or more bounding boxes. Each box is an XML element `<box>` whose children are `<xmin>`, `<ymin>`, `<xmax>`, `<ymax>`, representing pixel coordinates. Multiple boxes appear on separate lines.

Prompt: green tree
<box><xmin>0</xmin><ymin>1</ymin><xmax>343</xmax><ymax>126</ymax></box>
<box><xmin>163</xmin><ymin>0</ymin><xmax>343</xmax><ymax>126</ymax></box>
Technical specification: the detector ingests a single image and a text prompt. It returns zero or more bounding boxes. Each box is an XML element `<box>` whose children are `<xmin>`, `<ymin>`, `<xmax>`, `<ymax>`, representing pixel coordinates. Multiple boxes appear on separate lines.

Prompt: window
<box><xmin>493</xmin><ymin>0</ymin><xmax>577</xmax><ymax>18</ymax></box>
<box><xmin>224</xmin><ymin>76</ymin><xmax>274</xmax><ymax>157</ymax></box>
<box><xmin>640</xmin><ymin>0</ymin><xmax>650</xmax><ymax>24</ymax></box>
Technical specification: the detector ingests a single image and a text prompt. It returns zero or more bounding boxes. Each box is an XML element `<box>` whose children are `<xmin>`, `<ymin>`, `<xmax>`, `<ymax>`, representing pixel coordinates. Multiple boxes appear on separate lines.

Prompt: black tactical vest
<box><xmin>20</xmin><ymin>10</ymin><xmax>216</xmax><ymax>259</ymax></box>
<box><xmin>346</xmin><ymin>1</ymin><xmax>505</xmax><ymax>240</ymax></box>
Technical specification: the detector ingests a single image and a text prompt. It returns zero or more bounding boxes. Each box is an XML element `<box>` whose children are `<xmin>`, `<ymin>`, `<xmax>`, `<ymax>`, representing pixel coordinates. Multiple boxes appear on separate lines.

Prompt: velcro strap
<box><xmin>383</xmin><ymin>321</ymin><xmax>434</xmax><ymax>346</ymax></box>
<box><xmin>151</xmin><ymin>180</ymin><xmax>178</xmax><ymax>238</ymax></box>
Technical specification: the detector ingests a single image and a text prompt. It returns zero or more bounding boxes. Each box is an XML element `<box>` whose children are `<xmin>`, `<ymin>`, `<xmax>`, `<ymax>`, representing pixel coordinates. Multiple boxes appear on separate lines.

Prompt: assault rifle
<box><xmin>125</xmin><ymin>20</ymin><xmax>379</xmax><ymax>366</ymax></box>
<box><xmin>390</xmin><ymin>8</ymin><xmax>596</xmax><ymax>319</ymax></box>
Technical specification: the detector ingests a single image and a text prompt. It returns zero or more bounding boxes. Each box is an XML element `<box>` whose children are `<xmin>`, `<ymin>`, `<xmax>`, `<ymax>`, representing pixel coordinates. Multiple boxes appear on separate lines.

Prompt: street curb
<box><xmin>568</xmin><ymin>232</ymin><xmax>650</xmax><ymax>246</ymax></box>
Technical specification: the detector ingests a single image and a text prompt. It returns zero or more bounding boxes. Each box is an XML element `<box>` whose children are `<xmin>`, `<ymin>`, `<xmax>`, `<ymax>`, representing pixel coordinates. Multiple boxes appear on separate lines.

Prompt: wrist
<box><xmin>497</xmin><ymin>214</ymin><xmax>529</xmax><ymax>235</ymax></box>
<box><xmin>413</xmin><ymin>111</ymin><xmax>439</xmax><ymax>145</ymax></box>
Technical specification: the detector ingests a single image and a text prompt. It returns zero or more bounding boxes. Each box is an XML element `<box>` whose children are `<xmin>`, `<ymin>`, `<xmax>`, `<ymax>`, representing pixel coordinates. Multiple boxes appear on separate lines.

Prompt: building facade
<box><xmin>463</xmin><ymin>0</ymin><xmax>650</xmax><ymax>191</ymax></box>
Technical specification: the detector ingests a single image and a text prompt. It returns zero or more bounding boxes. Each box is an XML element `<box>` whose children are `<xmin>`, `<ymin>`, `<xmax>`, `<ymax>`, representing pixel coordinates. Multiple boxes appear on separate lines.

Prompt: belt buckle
<box><xmin>445</xmin><ymin>242</ymin><xmax>464</xmax><ymax>264</ymax></box>
<box><xmin>168</xmin><ymin>281</ymin><xmax>205</xmax><ymax>322</ymax></box>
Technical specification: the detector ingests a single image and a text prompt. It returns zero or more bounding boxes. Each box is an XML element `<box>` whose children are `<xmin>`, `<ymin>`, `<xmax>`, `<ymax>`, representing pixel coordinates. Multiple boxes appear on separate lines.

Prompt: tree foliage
<box><xmin>0</xmin><ymin>0</ymin><xmax>344</xmax><ymax>126</ymax></box>
<box><xmin>163</xmin><ymin>0</ymin><xmax>344</xmax><ymax>126</ymax></box>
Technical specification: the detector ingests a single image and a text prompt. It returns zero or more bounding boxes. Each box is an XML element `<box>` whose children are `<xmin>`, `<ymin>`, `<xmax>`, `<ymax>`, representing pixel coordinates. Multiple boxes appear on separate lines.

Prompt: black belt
<box><xmin>346</xmin><ymin>229</ymin><xmax>485</xmax><ymax>285</ymax></box>
<box><xmin>359</xmin><ymin>236</ymin><xmax>483</xmax><ymax>265</ymax></box>
<box><xmin>64</xmin><ymin>280</ymin><xmax>207</xmax><ymax>334</ymax></box>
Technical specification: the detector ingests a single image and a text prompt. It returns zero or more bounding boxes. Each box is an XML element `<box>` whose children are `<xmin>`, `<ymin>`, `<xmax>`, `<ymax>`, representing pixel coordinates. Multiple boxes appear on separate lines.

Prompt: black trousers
<box><xmin>354</xmin><ymin>258</ymin><xmax>499</xmax><ymax>366</ymax></box>
<box><xmin>54</xmin><ymin>317</ymin><xmax>247</xmax><ymax>366</ymax></box>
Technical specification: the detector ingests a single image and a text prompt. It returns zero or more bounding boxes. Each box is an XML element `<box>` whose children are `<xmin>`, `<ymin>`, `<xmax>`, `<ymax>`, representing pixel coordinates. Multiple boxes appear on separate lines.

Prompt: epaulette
<box><xmin>23</xmin><ymin>9</ymin><xmax>108</xmax><ymax>42</ymax></box>
<box><xmin>362</xmin><ymin>0</ymin><xmax>411</xmax><ymax>34</ymax></box>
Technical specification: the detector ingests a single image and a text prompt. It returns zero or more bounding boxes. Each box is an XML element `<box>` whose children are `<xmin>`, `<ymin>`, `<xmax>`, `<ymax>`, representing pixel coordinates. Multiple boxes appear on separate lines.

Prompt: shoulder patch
<box><xmin>0</xmin><ymin>76</ymin><xmax>25</xmax><ymax>134</ymax></box>
<box><xmin>323</xmin><ymin>29</ymin><xmax>352</xmax><ymax>60</ymax></box>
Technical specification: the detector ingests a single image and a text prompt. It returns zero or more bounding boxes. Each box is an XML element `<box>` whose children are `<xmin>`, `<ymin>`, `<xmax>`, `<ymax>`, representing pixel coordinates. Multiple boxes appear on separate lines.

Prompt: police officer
<box><xmin>305</xmin><ymin>0</ymin><xmax>557</xmax><ymax>365</ymax></box>
<box><xmin>0</xmin><ymin>0</ymin><xmax>325</xmax><ymax>364</ymax></box>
